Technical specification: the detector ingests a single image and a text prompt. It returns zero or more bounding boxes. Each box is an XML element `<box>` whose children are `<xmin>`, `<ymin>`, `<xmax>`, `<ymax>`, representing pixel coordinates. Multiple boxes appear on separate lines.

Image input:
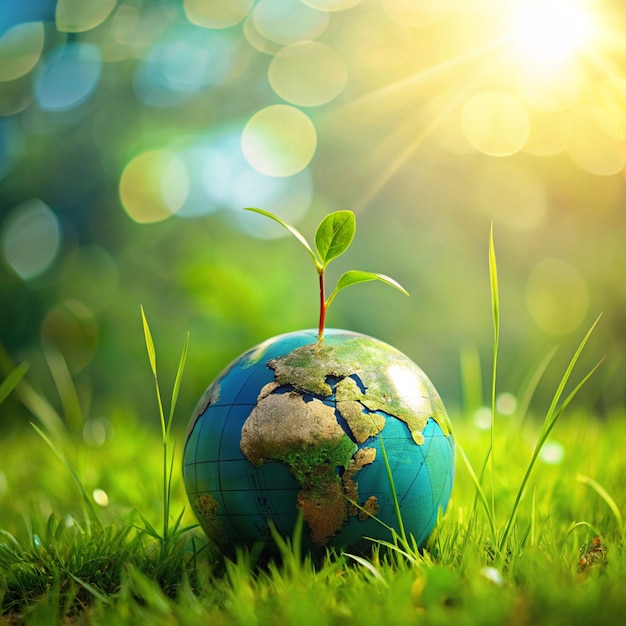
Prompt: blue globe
<box><xmin>183</xmin><ymin>329</ymin><xmax>454</xmax><ymax>553</ymax></box>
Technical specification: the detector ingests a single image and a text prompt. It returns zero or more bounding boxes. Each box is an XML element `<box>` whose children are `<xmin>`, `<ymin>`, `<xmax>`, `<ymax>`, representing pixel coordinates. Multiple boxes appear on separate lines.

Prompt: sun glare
<box><xmin>509</xmin><ymin>0</ymin><xmax>594</xmax><ymax>68</ymax></box>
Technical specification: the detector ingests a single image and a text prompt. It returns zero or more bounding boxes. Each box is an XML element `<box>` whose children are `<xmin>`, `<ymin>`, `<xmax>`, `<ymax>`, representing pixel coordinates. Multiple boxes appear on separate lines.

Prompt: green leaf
<box><xmin>315</xmin><ymin>210</ymin><xmax>356</xmax><ymax>268</ymax></box>
<box><xmin>140</xmin><ymin>305</ymin><xmax>157</xmax><ymax>377</ymax></box>
<box><xmin>244</xmin><ymin>207</ymin><xmax>320</xmax><ymax>269</ymax></box>
<box><xmin>326</xmin><ymin>270</ymin><xmax>409</xmax><ymax>308</ymax></box>
<box><xmin>167</xmin><ymin>331</ymin><xmax>190</xmax><ymax>434</ymax></box>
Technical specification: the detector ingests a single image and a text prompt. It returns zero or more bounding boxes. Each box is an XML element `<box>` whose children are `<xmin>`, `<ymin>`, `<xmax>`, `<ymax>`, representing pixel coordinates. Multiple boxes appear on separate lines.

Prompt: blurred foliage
<box><xmin>1</xmin><ymin>0</ymin><xmax>625</xmax><ymax>432</ymax></box>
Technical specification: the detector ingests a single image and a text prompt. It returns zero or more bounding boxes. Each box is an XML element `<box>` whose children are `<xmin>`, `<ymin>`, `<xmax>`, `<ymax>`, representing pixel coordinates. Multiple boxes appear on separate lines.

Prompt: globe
<box><xmin>183</xmin><ymin>329</ymin><xmax>454</xmax><ymax>554</ymax></box>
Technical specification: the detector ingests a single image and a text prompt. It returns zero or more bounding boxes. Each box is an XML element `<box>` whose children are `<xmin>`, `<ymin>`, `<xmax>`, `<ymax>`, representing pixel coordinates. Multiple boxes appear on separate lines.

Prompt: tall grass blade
<box><xmin>488</xmin><ymin>223</ymin><xmax>500</xmax><ymax>342</ymax></box>
<box><xmin>343</xmin><ymin>553</ymin><xmax>389</xmax><ymax>586</ymax></box>
<box><xmin>141</xmin><ymin>306</ymin><xmax>166</xmax><ymax>441</ymax></box>
<box><xmin>488</xmin><ymin>223</ymin><xmax>499</xmax><ymax>524</ymax></box>
<box><xmin>168</xmin><ymin>332</ymin><xmax>189</xmax><ymax>434</ymax></box>
<box><xmin>577</xmin><ymin>474</ymin><xmax>624</xmax><ymax>536</ymax></box>
<box><xmin>43</xmin><ymin>344</ymin><xmax>83</xmax><ymax>434</ymax></box>
<box><xmin>0</xmin><ymin>344</ymin><xmax>66</xmax><ymax>440</ymax></box>
<box><xmin>140</xmin><ymin>308</ymin><xmax>191</xmax><ymax>551</ymax></box>
<box><xmin>30</xmin><ymin>423</ymin><xmax>101</xmax><ymax>532</ymax></box>
<box><xmin>140</xmin><ymin>305</ymin><xmax>157</xmax><ymax>377</ymax></box>
<box><xmin>380</xmin><ymin>436</ymin><xmax>407</xmax><ymax>545</ymax></box>
<box><xmin>515</xmin><ymin>347</ymin><xmax>558</xmax><ymax>426</ymax></box>
<box><xmin>498</xmin><ymin>316</ymin><xmax>602</xmax><ymax>554</ymax></box>
<box><xmin>0</xmin><ymin>362</ymin><xmax>29</xmax><ymax>407</ymax></box>
<box><xmin>455</xmin><ymin>440</ymin><xmax>497</xmax><ymax>544</ymax></box>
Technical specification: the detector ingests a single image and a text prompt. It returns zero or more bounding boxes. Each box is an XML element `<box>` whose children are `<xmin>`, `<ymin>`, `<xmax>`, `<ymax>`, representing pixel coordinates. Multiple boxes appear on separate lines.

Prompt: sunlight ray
<box><xmin>352</xmin><ymin>86</ymin><xmax>474</xmax><ymax>213</ymax></box>
<box><xmin>331</xmin><ymin>36</ymin><xmax>509</xmax><ymax>120</ymax></box>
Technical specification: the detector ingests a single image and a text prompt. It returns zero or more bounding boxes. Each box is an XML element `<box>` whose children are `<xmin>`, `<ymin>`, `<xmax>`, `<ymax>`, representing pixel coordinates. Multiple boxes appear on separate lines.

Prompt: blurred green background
<box><xmin>1</xmin><ymin>0</ymin><xmax>625</xmax><ymax>436</ymax></box>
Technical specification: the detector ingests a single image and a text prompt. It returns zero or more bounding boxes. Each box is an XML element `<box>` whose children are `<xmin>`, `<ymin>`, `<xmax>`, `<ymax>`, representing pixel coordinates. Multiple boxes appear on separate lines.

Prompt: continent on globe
<box><xmin>183</xmin><ymin>329</ymin><xmax>454</xmax><ymax>554</ymax></box>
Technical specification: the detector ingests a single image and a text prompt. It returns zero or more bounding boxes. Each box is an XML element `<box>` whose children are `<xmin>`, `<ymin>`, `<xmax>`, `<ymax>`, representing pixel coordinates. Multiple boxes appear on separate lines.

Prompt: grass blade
<box><xmin>69</xmin><ymin>574</ymin><xmax>110</xmax><ymax>605</ymax></box>
<box><xmin>141</xmin><ymin>307</ymin><xmax>166</xmax><ymax>441</ymax></box>
<box><xmin>31</xmin><ymin>423</ymin><xmax>101</xmax><ymax>532</ymax></box>
<box><xmin>19</xmin><ymin>383</ymin><xmax>68</xmax><ymax>444</ymax></box>
<box><xmin>456</xmin><ymin>440</ymin><xmax>497</xmax><ymax>544</ymax></box>
<box><xmin>0</xmin><ymin>344</ymin><xmax>66</xmax><ymax>441</ymax></box>
<box><xmin>140</xmin><ymin>305</ymin><xmax>157</xmax><ymax>378</ymax></box>
<box><xmin>0</xmin><ymin>362</ymin><xmax>29</xmax><ymax>407</ymax></box>
<box><xmin>343</xmin><ymin>552</ymin><xmax>389</xmax><ymax>586</ymax></box>
<box><xmin>577</xmin><ymin>474</ymin><xmax>624</xmax><ymax>536</ymax></box>
<box><xmin>488</xmin><ymin>223</ymin><xmax>499</xmax><ymax>524</ymax></box>
<box><xmin>168</xmin><ymin>332</ymin><xmax>189</xmax><ymax>432</ymax></box>
<box><xmin>489</xmin><ymin>223</ymin><xmax>500</xmax><ymax>342</ymax></box>
<box><xmin>515</xmin><ymin>347</ymin><xmax>558</xmax><ymax>426</ymax></box>
<box><xmin>498</xmin><ymin>316</ymin><xmax>602</xmax><ymax>554</ymax></box>
<box><xmin>43</xmin><ymin>344</ymin><xmax>83</xmax><ymax>435</ymax></box>
<box><xmin>380</xmin><ymin>436</ymin><xmax>407</xmax><ymax>545</ymax></box>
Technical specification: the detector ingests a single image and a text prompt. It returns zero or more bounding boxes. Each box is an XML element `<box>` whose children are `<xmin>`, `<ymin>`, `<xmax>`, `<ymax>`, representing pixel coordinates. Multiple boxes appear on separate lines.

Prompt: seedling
<box><xmin>245</xmin><ymin>208</ymin><xmax>409</xmax><ymax>339</ymax></box>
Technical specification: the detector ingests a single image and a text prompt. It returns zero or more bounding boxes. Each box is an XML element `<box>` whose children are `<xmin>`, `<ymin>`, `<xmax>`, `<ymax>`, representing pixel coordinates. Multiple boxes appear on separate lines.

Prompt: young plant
<box><xmin>245</xmin><ymin>208</ymin><xmax>409</xmax><ymax>339</ymax></box>
<box><xmin>140</xmin><ymin>306</ymin><xmax>193</xmax><ymax>555</ymax></box>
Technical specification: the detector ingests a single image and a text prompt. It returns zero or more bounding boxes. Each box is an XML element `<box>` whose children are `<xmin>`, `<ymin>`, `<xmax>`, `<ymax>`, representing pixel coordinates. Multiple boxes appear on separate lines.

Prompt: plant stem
<box><xmin>318</xmin><ymin>271</ymin><xmax>326</xmax><ymax>340</ymax></box>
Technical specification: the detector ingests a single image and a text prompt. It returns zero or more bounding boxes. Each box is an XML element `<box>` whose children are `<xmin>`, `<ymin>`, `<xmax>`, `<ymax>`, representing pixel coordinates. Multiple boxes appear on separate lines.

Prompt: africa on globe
<box><xmin>183</xmin><ymin>209</ymin><xmax>455</xmax><ymax>553</ymax></box>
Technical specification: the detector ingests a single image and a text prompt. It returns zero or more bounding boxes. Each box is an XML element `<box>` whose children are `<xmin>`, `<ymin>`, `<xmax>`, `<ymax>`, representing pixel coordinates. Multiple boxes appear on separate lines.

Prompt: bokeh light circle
<box><xmin>599</xmin><ymin>76</ymin><xmax>626</xmax><ymax>129</ymax></box>
<box><xmin>564</xmin><ymin>106</ymin><xmax>625</xmax><ymax>176</ymax></box>
<box><xmin>526</xmin><ymin>258</ymin><xmax>588</xmax><ymax>336</ymax></box>
<box><xmin>523</xmin><ymin>109</ymin><xmax>566</xmax><ymax>157</ymax></box>
<box><xmin>1</xmin><ymin>199</ymin><xmax>61</xmax><ymax>280</ymax></box>
<box><xmin>41</xmin><ymin>300</ymin><xmax>99</xmax><ymax>373</ymax></box>
<box><xmin>519</xmin><ymin>70</ymin><xmax>579</xmax><ymax>112</ymax></box>
<box><xmin>184</xmin><ymin>0</ymin><xmax>254</xmax><ymax>29</ymax></box>
<box><xmin>383</xmin><ymin>0</ymin><xmax>451</xmax><ymax>27</ymax></box>
<box><xmin>462</xmin><ymin>92</ymin><xmax>530</xmax><ymax>157</ymax></box>
<box><xmin>172</xmin><ymin>129</ymin><xmax>315</xmax><ymax>226</ymax></box>
<box><xmin>56</xmin><ymin>0</ymin><xmax>117</xmax><ymax>33</ymax></box>
<box><xmin>243</xmin><ymin>16</ymin><xmax>283</xmax><ymax>55</ymax></box>
<box><xmin>133</xmin><ymin>26</ymin><xmax>232</xmax><ymax>107</ymax></box>
<box><xmin>228</xmin><ymin>167</ymin><xmax>313</xmax><ymax>239</ymax></box>
<box><xmin>301</xmin><ymin>0</ymin><xmax>362</xmax><ymax>10</ymax></box>
<box><xmin>0</xmin><ymin>22</ymin><xmax>45</xmax><ymax>82</ymax></box>
<box><xmin>34</xmin><ymin>43</ymin><xmax>102</xmax><ymax>112</ymax></box>
<box><xmin>119</xmin><ymin>150</ymin><xmax>189</xmax><ymax>223</ymax></box>
<box><xmin>252</xmin><ymin>0</ymin><xmax>330</xmax><ymax>46</ymax></box>
<box><xmin>242</xmin><ymin>105</ymin><xmax>317</xmax><ymax>177</ymax></box>
<box><xmin>268</xmin><ymin>41</ymin><xmax>347</xmax><ymax>107</ymax></box>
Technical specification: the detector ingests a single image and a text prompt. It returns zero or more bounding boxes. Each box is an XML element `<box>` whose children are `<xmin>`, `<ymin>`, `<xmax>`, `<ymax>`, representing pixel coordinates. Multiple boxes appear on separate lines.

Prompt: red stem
<box><xmin>318</xmin><ymin>271</ymin><xmax>326</xmax><ymax>340</ymax></box>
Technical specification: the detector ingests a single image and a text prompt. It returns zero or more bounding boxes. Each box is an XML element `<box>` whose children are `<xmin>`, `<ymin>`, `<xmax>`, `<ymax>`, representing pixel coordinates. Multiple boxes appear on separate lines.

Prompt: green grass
<box><xmin>1</xmin><ymin>387</ymin><xmax>626</xmax><ymax>624</ymax></box>
<box><xmin>1</xmin><ymin>252</ymin><xmax>625</xmax><ymax>624</ymax></box>
<box><xmin>1</xmin><ymin>401</ymin><xmax>625</xmax><ymax>625</ymax></box>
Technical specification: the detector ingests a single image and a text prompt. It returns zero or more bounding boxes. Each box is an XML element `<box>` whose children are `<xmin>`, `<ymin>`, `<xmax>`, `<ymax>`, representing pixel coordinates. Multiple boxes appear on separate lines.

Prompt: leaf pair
<box><xmin>245</xmin><ymin>207</ymin><xmax>356</xmax><ymax>273</ymax></box>
<box><xmin>244</xmin><ymin>207</ymin><xmax>408</xmax><ymax>338</ymax></box>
